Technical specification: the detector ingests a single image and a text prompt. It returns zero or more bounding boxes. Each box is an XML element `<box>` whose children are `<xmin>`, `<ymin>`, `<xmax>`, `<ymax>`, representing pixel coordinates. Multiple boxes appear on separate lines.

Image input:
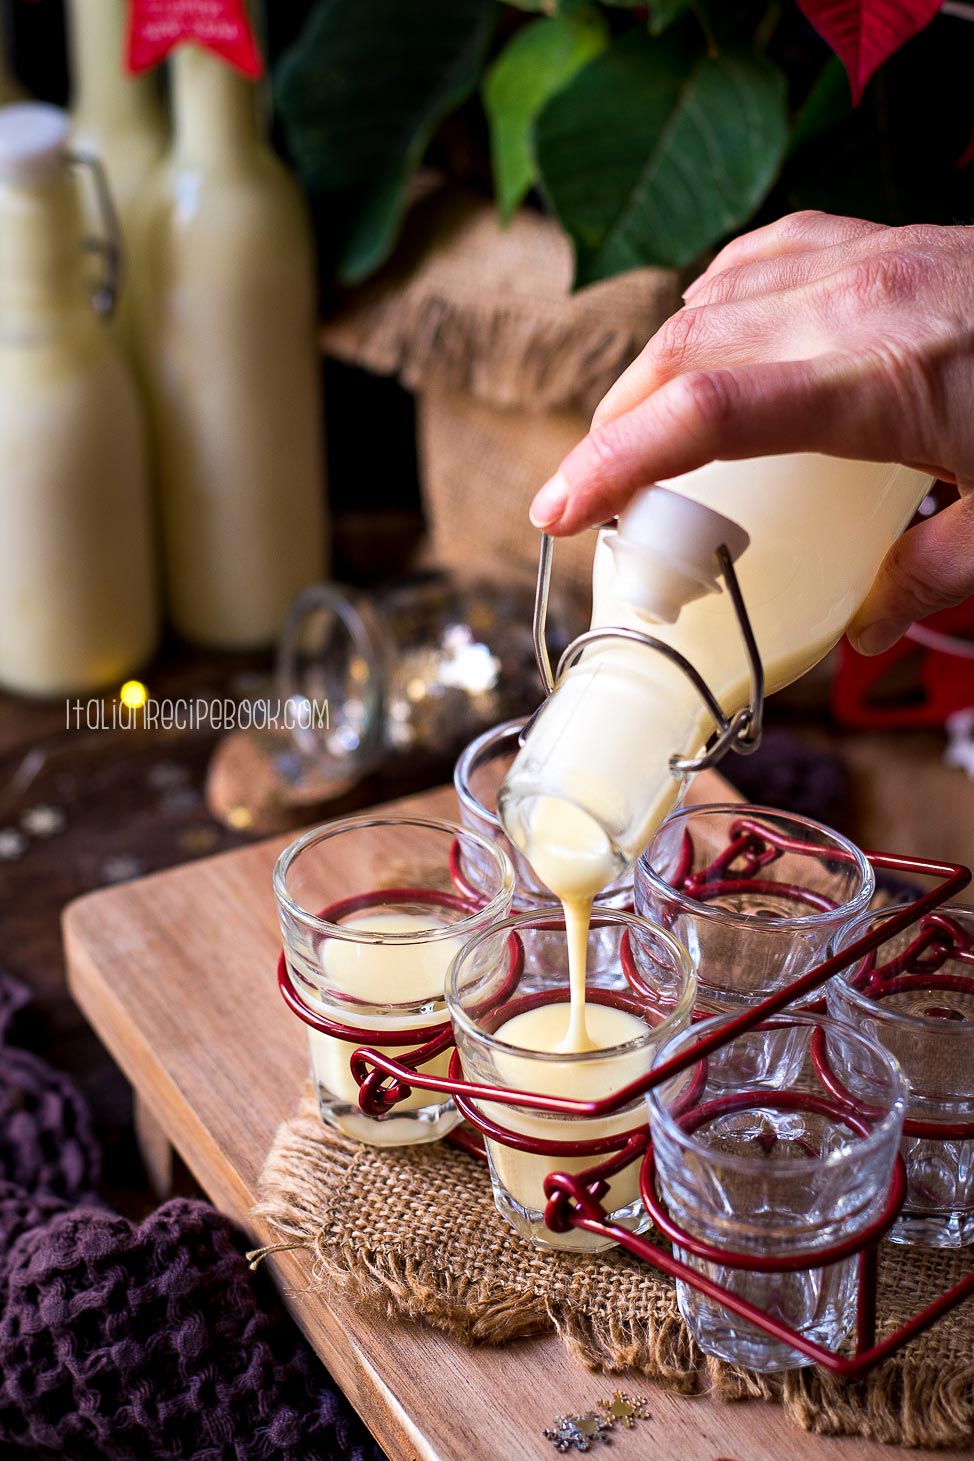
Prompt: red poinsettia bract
<box><xmin>796</xmin><ymin>0</ymin><xmax>943</xmax><ymax>102</ymax></box>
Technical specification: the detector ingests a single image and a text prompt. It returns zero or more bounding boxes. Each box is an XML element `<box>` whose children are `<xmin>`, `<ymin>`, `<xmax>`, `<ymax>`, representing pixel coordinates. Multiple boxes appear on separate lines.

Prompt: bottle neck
<box><xmin>171</xmin><ymin>46</ymin><xmax>262</xmax><ymax>168</ymax></box>
<box><xmin>67</xmin><ymin>0</ymin><xmax>161</xmax><ymax>130</ymax></box>
<box><xmin>0</xmin><ymin>172</ymin><xmax>88</xmax><ymax>335</ymax></box>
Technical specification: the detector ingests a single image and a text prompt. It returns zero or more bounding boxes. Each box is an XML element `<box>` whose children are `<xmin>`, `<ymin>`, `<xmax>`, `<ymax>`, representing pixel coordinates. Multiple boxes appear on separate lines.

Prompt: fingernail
<box><xmin>849</xmin><ymin>620</ymin><xmax>905</xmax><ymax>656</ymax></box>
<box><xmin>530</xmin><ymin>471</ymin><xmax>569</xmax><ymax>529</ymax></box>
<box><xmin>682</xmin><ymin>274</ymin><xmax>706</xmax><ymax>301</ymax></box>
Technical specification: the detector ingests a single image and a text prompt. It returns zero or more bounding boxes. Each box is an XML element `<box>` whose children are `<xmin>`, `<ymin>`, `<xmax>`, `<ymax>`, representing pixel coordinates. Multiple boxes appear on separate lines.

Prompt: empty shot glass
<box><xmin>446</xmin><ymin>908</ymin><xmax>695</xmax><ymax>1251</ymax></box>
<box><xmin>454</xmin><ymin>719</ymin><xmax>633</xmax><ymax>910</ymax></box>
<box><xmin>646</xmin><ymin>1013</ymin><xmax>906</xmax><ymax>1372</ymax></box>
<box><xmin>635</xmin><ymin>805</ymin><xmax>875</xmax><ymax>1018</ymax></box>
<box><xmin>274</xmin><ymin>815</ymin><xmax>515</xmax><ymax>1146</ymax></box>
<box><xmin>828</xmin><ymin>904</ymin><xmax>974</xmax><ymax>1249</ymax></box>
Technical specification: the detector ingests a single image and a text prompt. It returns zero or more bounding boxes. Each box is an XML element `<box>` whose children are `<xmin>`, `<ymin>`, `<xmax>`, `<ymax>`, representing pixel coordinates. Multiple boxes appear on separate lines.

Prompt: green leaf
<box><xmin>788</xmin><ymin>55</ymin><xmax>852</xmax><ymax>155</ymax></box>
<box><xmin>497</xmin><ymin>1</ymin><xmax>592</xmax><ymax>21</ymax></box>
<box><xmin>647</xmin><ymin>0</ymin><xmax>692</xmax><ymax>33</ymax></box>
<box><xmin>535</xmin><ymin>32</ymin><xmax>788</xmax><ymax>283</ymax></box>
<box><xmin>484</xmin><ymin>11</ymin><xmax>609</xmax><ymax>223</ymax></box>
<box><xmin>274</xmin><ymin>0</ymin><xmax>494</xmax><ymax>284</ymax></box>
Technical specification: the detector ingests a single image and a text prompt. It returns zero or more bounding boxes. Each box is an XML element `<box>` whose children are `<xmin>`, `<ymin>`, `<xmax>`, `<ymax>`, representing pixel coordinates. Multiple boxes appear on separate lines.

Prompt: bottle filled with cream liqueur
<box><xmin>66</xmin><ymin>0</ymin><xmax>165</xmax><ymax>232</ymax></box>
<box><xmin>500</xmin><ymin>455</ymin><xmax>931</xmax><ymax>914</ymax></box>
<box><xmin>0</xmin><ymin>104</ymin><xmax>157</xmax><ymax>696</ymax></box>
<box><xmin>131</xmin><ymin>40</ymin><xmax>326</xmax><ymax>648</ymax></box>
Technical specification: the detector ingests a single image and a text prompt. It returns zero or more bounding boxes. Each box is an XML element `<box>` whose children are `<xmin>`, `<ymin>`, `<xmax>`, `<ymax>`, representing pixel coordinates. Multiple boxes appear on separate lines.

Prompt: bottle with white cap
<box><xmin>0</xmin><ymin>103</ymin><xmax>157</xmax><ymax>696</ymax></box>
<box><xmin>499</xmin><ymin>454</ymin><xmax>932</xmax><ymax>898</ymax></box>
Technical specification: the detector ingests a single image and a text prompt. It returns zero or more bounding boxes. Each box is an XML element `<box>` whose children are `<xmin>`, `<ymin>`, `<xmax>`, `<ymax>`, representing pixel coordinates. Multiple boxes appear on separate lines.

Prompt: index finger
<box><xmin>531</xmin><ymin>353</ymin><xmax>902</xmax><ymax>535</ymax></box>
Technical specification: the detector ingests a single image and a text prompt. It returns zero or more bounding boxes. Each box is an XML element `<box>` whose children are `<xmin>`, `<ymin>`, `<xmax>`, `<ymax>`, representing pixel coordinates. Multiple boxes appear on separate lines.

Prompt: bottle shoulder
<box><xmin>130</xmin><ymin>153</ymin><xmax>315</xmax><ymax>292</ymax></box>
<box><xmin>137</xmin><ymin>146</ymin><xmax>307</xmax><ymax>218</ymax></box>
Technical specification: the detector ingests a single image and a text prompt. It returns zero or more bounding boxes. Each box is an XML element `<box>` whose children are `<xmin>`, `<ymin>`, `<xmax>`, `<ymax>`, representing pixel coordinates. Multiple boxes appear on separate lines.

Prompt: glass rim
<box><xmin>637</xmin><ymin>802</ymin><xmax>875</xmax><ymax>931</ymax></box>
<box><xmin>453</xmin><ymin>716</ymin><xmax>526</xmax><ymax>831</ymax></box>
<box><xmin>446</xmin><ymin>906</ymin><xmax>696</xmax><ymax>1065</ymax></box>
<box><xmin>829</xmin><ymin>901</ymin><xmax>974</xmax><ymax>1037</ymax></box>
<box><xmin>647</xmin><ymin>1010</ymin><xmax>906</xmax><ymax>1174</ymax></box>
<box><xmin>273</xmin><ymin>814</ymin><xmax>516</xmax><ymax>943</ymax></box>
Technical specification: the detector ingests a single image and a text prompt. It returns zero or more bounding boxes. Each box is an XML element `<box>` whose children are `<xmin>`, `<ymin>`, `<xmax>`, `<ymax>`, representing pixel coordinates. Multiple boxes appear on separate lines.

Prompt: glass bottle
<box><xmin>66</xmin><ymin>0</ymin><xmax>165</xmax><ymax>231</ymax></box>
<box><xmin>131</xmin><ymin>42</ymin><xmax>326</xmax><ymax>649</ymax></box>
<box><xmin>500</xmin><ymin>456</ymin><xmax>931</xmax><ymax>888</ymax></box>
<box><xmin>0</xmin><ymin>105</ymin><xmax>157</xmax><ymax>695</ymax></box>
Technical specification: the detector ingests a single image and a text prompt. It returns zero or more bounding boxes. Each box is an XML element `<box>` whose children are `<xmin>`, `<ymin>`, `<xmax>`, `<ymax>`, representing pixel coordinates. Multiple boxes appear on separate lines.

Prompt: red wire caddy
<box><xmin>277</xmin><ymin>816</ymin><xmax>974</xmax><ymax>1381</ymax></box>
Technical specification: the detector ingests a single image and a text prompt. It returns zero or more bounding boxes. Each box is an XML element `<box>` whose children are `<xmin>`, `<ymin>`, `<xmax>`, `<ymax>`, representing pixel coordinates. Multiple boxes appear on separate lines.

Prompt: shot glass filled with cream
<box><xmin>446</xmin><ymin>909</ymin><xmax>695</xmax><ymax>1250</ymax></box>
<box><xmin>274</xmin><ymin>815</ymin><xmax>515</xmax><ymax>1146</ymax></box>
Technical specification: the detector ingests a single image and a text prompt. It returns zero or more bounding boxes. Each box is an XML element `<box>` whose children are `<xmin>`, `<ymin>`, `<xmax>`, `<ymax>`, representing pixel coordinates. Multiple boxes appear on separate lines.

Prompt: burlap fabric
<box><xmin>320</xmin><ymin>182</ymin><xmax>680</xmax><ymax>421</ymax></box>
<box><xmin>320</xmin><ymin>181</ymin><xmax>681</xmax><ymax>598</ymax></box>
<box><xmin>255</xmin><ymin>1090</ymin><xmax>973</xmax><ymax>1449</ymax></box>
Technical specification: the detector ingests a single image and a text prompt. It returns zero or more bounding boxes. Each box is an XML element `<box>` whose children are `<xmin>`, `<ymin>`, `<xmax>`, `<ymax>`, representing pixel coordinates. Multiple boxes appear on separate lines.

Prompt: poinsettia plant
<box><xmin>274</xmin><ymin>0</ymin><xmax>974</xmax><ymax>288</ymax></box>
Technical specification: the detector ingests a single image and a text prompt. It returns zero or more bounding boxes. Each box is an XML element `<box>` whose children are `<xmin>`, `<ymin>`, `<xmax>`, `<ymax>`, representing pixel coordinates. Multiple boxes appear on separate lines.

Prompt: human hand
<box><xmin>528</xmin><ymin>212</ymin><xmax>974</xmax><ymax>654</ymax></box>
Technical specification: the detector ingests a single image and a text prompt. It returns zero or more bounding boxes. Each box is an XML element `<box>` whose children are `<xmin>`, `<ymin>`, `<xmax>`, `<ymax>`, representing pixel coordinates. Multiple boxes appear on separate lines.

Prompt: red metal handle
<box><xmin>541</xmin><ymin>1143</ymin><xmax>972</xmax><ymax>1381</ymax></box>
<box><xmin>277</xmin><ymin>851</ymin><xmax>971</xmax><ymax>1128</ymax></box>
<box><xmin>275</xmin><ymin>846</ymin><xmax>974</xmax><ymax>1383</ymax></box>
<box><xmin>349</xmin><ymin>848</ymin><xmax>969</xmax><ymax>1121</ymax></box>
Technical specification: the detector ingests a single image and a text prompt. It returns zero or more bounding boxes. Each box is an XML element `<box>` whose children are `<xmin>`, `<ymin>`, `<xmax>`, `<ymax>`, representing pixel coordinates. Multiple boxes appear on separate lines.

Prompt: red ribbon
<box><xmin>126</xmin><ymin>0</ymin><xmax>264</xmax><ymax>79</ymax></box>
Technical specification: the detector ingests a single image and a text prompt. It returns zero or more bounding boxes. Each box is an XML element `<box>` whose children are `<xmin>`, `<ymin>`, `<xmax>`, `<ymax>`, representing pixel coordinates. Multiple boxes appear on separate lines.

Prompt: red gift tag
<box><xmin>127</xmin><ymin>0</ymin><xmax>264</xmax><ymax>79</ymax></box>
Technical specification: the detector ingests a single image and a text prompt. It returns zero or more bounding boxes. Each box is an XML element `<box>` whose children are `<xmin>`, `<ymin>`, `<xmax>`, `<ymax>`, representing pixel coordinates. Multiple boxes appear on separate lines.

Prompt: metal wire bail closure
<box><xmin>68</xmin><ymin>150</ymin><xmax>122</xmax><ymax>320</ymax></box>
<box><xmin>528</xmin><ymin>530</ymin><xmax>765</xmax><ymax>773</ymax></box>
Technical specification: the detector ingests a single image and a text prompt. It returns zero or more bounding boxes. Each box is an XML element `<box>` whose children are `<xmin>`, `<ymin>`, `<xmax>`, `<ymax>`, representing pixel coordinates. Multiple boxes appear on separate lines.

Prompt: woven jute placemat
<box><xmin>254</xmin><ymin>1090</ymin><xmax>973</xmax><ymax>1449</ymax></box>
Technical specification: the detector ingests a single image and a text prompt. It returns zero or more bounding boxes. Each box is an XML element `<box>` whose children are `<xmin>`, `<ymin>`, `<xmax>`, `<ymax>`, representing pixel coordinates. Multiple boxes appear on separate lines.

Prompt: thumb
<box><xmin>848</xmin><ymin>492</ymin><xmax>974</xmax><ymax>655</ymax></box>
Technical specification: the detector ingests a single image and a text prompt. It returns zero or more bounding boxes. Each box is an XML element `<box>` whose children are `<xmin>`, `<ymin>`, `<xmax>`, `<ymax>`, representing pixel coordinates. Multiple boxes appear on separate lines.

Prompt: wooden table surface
<box><xmin>60</xmin><ymin>778</ymin><xmax>952</xmax><ymax>1461</ymax></box>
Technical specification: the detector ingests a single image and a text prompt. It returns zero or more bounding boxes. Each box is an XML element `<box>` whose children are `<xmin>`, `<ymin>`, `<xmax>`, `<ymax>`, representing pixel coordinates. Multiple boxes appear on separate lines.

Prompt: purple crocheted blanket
<box><xmin>0</xmin><ymin>965</ymin><xmax>385</xmax><ymax>1461</ymax></box>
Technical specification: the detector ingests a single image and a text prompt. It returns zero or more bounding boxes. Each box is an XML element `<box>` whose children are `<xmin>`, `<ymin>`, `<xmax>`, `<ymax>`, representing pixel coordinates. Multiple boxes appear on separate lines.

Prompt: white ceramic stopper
<box><xmin>0</xmin><ymin>104</ymin><xmax>69</xmax><ymax>184</ymax></box>
<box><xmin>608</xmin><ymin>486</ymin><xmax>750</xmax><ymax>623</ymax></box>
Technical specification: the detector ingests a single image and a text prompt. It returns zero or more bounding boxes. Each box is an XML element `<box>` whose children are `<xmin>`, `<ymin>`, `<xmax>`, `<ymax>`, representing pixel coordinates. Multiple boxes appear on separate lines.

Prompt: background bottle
<box><xmin>66</xmin><ymin>0</ymin><xmax>166</xmax><ymax>349</ymax></box>
<box><xmin>0</xmin><ymin>104</ymin><xmax>158</xmax><ymax>696</ymax></box>
<box><xmin>500</xmin><ymin>456</ymin><xmax>931</xmax><ymax>883</ymax></box>
<box><xmin>131</xmin><ymin>42</ymin><xmax>327</xmax><ymax>649</ymax></box>
<box><xmin>66</xmin><ymin>0</ymin><xmax>165</xmax><ymax>230</ymax></box>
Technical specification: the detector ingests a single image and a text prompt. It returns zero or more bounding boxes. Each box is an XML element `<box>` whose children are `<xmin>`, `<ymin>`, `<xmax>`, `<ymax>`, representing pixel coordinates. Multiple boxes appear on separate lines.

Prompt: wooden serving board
<box><xmin>64</xmin><ymin>775</ymin><xmax>914</xmax><ymax>1461</ymax></box>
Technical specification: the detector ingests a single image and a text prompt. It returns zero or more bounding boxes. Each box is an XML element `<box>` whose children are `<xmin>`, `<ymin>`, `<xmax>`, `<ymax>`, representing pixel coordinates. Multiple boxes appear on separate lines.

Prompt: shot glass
<box><xmin>274</xmin><ymin>815</ymin><xmax>515</xmax><ymax>1146</ymax></box>
<box><xmin>454</xmin><ymin>719</ymin><xmax>633</xmax><ymax>910</ymax></box>
<box><xmin>647</xmin><ymin>1013</ymin><xmax>906</xmax><ymax>1372</ymax></box>
<box><xmin>635</xmin><ymin>805</ymin><xmax>874</xmax><ymax>1082</ymax></box>
<box><xmin>828</xmin><ymin>904</ymin><xmax>974</xmax><ymax>1249</ymax></box>
<box><xmin>446</xmin><ymin>908</ymin><xmax>695</xmax><ymax>1251</ymax></box>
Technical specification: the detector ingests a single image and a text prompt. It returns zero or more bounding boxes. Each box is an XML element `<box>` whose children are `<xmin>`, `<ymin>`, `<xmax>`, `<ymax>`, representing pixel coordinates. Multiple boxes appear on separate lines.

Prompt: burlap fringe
<box><xmin>254</xmin><ymin>1096</ymin><xmax>974</xmax><ymax>1450</ymax></box>
<box><xmin>320</xmin><ymin>183</ymin><xmax>681</xmax><ymax>420</ymax></box>
<box><xmin>549</xmin><ymin>1303</ymin><xmax>701</xmax><ymax>1393</ymax></box>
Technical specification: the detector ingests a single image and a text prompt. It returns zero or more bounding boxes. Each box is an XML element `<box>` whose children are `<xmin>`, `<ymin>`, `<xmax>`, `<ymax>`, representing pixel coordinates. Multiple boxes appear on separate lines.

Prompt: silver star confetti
<box><xmin>20</xmin><ymin>803</ymin><xmax>66</xmax><ymax>837</ymax></box>
<box><xmin>542</xmin><ymin>1413</ymin><xmax>612</xmax><ymax>1453</ymax></box>
<box><xmin>0</xmin><ymin>828</ymin><xmax>27</xmax><ymax>860</ymax></box>
<box><xmin>146</xmin><ymin>762</ymin><xmax>190</xmax><ymax>791</ymax></box>
<box><xmin>101</xmin><ymin>854</ymin><xmax>144</xmax><ymax>884</ymax></box>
